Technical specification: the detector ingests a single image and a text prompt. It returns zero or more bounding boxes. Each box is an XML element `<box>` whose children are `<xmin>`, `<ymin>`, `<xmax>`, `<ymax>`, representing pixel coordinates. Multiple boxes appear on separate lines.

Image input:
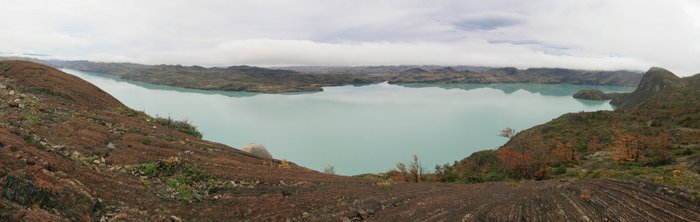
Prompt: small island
<box><xmin>573</xmin><ymin>89</ymin><xmax>632</xmax><ymax>103</ymax></box>
<box><xmin>573</xmin><ymin>89</ymin><xmax>614</xmax><ymax>100</ymax></box>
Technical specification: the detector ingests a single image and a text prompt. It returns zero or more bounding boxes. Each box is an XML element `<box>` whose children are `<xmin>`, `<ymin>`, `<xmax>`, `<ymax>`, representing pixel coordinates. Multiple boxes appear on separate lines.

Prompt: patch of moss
<box><xmin>137</xmin><ymin>157</ymin><xmax>213</xmax><ymax>202</ymax></box>
<box><xmin>177</xmin><ymin>187</ymin><xmax>193</xmax><ymax>201</ymax></box>
<box><xmin>142</xmin><ymin>162</ymin><xmax>159</xmax><ymax>177</ymax></box>
<box><xmin>166</xmin><ymin>178</ymin><xmax>179</xmax><ymax>188</ymax></box>
<box><xmin>21</xmin><ymin>113</ymin><xmax>41</xmax><ymax>123</ymax></box>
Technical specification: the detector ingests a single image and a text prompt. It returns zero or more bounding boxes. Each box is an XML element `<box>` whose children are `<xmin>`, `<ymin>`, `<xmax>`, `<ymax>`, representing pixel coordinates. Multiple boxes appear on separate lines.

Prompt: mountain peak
<box><xmin>612</xmin><ymin>67</ymin><xmax>683</xmax><ymax>109</ymax></box>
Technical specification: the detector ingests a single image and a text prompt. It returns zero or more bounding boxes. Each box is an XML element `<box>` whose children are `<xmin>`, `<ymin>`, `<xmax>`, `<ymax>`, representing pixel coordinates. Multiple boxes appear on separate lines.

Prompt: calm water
<box><xmin>64</xmin><ymin>69</ymin><xmax>634</xmax><ymax>175</ymax></box>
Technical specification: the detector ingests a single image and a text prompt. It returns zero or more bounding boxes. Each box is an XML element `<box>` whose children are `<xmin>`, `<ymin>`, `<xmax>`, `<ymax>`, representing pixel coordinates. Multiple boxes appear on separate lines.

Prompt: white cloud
<box><xmin>1</xmin><ymin>0</ymin><xmax>699</xmax><ymax>75</ymax></box>
<box><xmin>140</xmin><ymin>38</ymin><xmax>648</xmax><ymax>71</ymax></box>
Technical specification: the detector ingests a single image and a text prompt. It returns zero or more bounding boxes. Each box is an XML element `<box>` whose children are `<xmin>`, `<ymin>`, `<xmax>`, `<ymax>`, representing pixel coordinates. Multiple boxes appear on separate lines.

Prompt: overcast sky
<box><xmin>1</xmin><ymin>0</ymin><xmax>699</xmax><ymax>75</ymax></box>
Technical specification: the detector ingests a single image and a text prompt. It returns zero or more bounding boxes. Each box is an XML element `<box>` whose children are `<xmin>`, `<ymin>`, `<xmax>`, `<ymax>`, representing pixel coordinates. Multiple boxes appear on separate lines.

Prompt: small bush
<box><xmin>465</xmin><ymin>176</ymin><xmax>483</xmax><ymax>184</ymax></box>
<box><xmin>141</xmin><ymin>162</ymin><xmax>159</xmax><ymax>176</ymax></box>
<box><xmin>153</xmin><ymin>116</ymin><xmax>203</xmax><ymax>138</ymax></box>
<box><xmin>552</xmin><ymin>165</ymin><xmax>567</xmax><ymax>175</ymax></box>
<box><xmin>484</xmin><ymin>172</ymin><xmax>506</xmax><ymax>181</ymax></box>
<box><xmin>643</xmin><ymin>149</ymin><xmax>675</xmax><ymax>167</ymax></box>
<box><xmin>677</xmin><ymin>148</ymin><xmax>693</xmax><ymax>156</ymax></box>
<box><xmin>137</xmin><ymin>157</ymin><xmax>212</xmax><ymax>202</ymax></box>
<box><xmin>177</xmin><ymin>187</ymin><xmax>193</xmax><ymax>201</ymax></box>
<box><xmin>115</xmin><ymin>107</ymin><xmax>138</xmax><ymax>117</ymax></box>
<box><xmin>580</xmin><ymin>189</ymin><xmax>591</xmax><ymax>201</ymax></box>
<box><xmin>22</xmin><ymin>113</ymin><xmax>41</xmax><ymax>123</ymax></box>
<box><xmin>279</xmin><ymin>159</ymin><xmax>292</xmax><ymax>169</ymax></box>
<box><xmin>166</xmin><ymin>178</ymin><xmax>179</xmax><ymax>188</ymax></box>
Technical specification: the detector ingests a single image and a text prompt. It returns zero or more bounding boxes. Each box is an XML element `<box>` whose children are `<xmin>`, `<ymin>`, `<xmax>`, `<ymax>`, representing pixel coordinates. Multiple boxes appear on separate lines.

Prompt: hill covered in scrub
<box><xmin>444</xmin><ymin>67</ymin><xmax>700</xmax><ymax>201</ymax></box>
<box><xmin>0</xmin><ymin>61</ymin><xmax>698</xmax><ymax>221</ymax></box>
<box><xmin>39</xmin><ymin>59</ymin><xmax>643</xmax><ymax>93</ymax></box>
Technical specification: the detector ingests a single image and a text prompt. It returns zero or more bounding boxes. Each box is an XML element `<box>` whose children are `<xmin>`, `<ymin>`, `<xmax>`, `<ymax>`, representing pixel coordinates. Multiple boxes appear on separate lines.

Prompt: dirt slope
<box><xmin>0</xmin><ymin>60</ymin><xmax>698</xmax><ymax>221</ymax></box>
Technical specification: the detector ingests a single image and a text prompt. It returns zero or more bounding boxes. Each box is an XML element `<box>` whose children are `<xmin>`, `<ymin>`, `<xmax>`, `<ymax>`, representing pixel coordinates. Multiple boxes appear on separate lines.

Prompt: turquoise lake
<box><xmin>64</xmin><ymin>69</ymin><xmax>634</xmax><ymax>175</ymax></box>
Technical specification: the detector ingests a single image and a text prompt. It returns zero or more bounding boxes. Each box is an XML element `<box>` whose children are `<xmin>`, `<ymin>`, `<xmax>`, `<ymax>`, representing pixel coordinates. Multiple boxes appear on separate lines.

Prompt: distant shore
<box><xmin>34</xmin><ymin>59</ymin><xmax>643</xmax><ymax>93</ymax></box>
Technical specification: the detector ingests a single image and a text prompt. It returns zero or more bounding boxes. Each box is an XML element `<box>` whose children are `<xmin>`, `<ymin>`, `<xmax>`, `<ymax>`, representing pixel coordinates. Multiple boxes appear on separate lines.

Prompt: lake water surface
<box><xmin>64</xmin><ymin>69</ymin><xmax>634</xmax><ymax>175</ymax></box>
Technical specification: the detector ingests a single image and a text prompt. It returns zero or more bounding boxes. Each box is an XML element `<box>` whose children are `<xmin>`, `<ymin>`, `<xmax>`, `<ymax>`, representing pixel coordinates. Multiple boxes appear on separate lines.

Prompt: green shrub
<box><xmin>115</xmin><ymin>107</ymin><xmax>138</xmax><ymax>117</ymax></box>
<box><xmin>22</xmin><ymin>113</ymin><xmax>41</xmax><ymax>123</ymax></box>
<box><xmin>166</xmin><ymin>178</ymin><xmax>179</xmax><ymax>188</ymax></box>
<box><xmin>142</xmin><ymin>162</ymin><xmax>159</xmax><ymax>176</ymax></box>
<box><xmin>643</xmin><ymin>149</ymin><xmax>675</xmax><ymax>167</ymax></box>
<box><xmin>177</xmin><ymin>187</ymin><xmax>193</xmax><ymax>201</ymax></box>
<box><xmin>552</xmin><ymin>165</ymin><xmax>567</xmax><ymax>175</ymax></box>
<box><xmin>138</xmin><ymin>157</ymin><xmax>212</xmax><ymax>202</ymax></box>
<box><xmin>483</xmin><ymin>172</ymin><xmax>506</xmax><ymax>181</ymax></box>
<box><xmin>153</xmin><ymin>116</ymin><xmax>203</xmax><ymax>138</ymax></box>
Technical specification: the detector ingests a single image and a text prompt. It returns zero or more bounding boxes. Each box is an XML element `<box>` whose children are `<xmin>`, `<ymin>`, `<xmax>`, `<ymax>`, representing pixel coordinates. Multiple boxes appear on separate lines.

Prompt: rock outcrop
<box><xmin>241</xmin><ymin>143</ymin><xmax>272</xmax><ymax>159</ymax></box>
<box><xmin>611</xmin><ymin>67</ymin><xmax>684</xmax><ymax>109</ymax></box>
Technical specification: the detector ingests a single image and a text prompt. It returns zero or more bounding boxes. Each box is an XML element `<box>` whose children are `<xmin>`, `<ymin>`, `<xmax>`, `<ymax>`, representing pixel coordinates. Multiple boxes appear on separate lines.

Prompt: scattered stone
<box><xmin>241</xmin><ymin>143</ymin><xmax>273</xmax><ymax>159</ymax></box>
<box><xmin>7</xmin><ymin>115</ymin><xmax>21</xmax><ymax>121</ymax></box>
<box><xmin>170</xmin><ymin>215</ymin><xmax>182</xmax><ymax>222</ymax></box>
<box><xmin>106</xmin><ymin>142</ymin><xmax>116</xmax><ymax>149</ymax></box>
<box><xmin>357</xmin><ymin>209</ymin><xmax>369</xmax><ymax>219</ymax></box>
<box><xmin>71</xmin><ymin>151</ymin><xmax>81</xmax><ymax>159</ymax></box>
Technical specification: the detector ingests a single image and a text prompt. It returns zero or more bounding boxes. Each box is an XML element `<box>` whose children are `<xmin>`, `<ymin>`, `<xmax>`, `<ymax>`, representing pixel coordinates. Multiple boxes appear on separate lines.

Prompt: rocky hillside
<box><xmin>1</xmin><ymin>61</ymin><xmax>698</xmax><ymax>221</ymax></box>
<box><xmin>611</xmin><ymin>67</ymin><xmax>686</xmax><ymax>109</ymax></box>
<box><xmin>448</xmin><ymin>67</ymin><xmax>700</xmax><ymax>202</ymax></box>
<box><xmin>40</xmin><ymin>59</ymin><xmax>642</xmax><ymax>93</ymax></box>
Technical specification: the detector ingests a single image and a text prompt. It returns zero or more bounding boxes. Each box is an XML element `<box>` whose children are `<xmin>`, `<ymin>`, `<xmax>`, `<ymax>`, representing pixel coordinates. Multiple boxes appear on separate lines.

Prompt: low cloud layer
<box><xmin>1</xmin><ymin>0</ymin><xmax>699</xmax><ymax>75</ymax></box>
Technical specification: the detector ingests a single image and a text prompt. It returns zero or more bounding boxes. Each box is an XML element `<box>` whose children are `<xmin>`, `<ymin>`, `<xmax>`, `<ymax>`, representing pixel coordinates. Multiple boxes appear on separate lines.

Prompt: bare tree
<box><xmin>396</xmin><ymin>162</ymin><xmax>407</xmax><ymax>174</ymax></box>
<box><xmin>323</xmin><ymin>165</ymin><xmax>335</xmax><ymax>175</ymax></box>
<box><xmin>408</xmin><ymin>154</ymin><xmax>424</xmax><ymax>182</ymax></box>
<box><xmin>498</xmin><ymin>127</ymin><xmax>516</xmax><ymax>139</ymax></box>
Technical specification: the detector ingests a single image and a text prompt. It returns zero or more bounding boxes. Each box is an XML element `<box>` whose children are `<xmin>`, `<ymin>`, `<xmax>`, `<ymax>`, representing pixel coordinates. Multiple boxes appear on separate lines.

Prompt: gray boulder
<box><xmin>241</xmin><ymin>143</ymin><xmax>272</xmax><ymax>159</ymax></box>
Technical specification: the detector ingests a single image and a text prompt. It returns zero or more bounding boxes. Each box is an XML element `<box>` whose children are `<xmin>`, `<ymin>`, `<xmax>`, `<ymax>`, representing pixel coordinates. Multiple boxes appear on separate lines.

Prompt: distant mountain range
<box><xmin>1</xmin><ymin>57</ymin><xmax>643</xmax><ymax>93</ymax></box>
